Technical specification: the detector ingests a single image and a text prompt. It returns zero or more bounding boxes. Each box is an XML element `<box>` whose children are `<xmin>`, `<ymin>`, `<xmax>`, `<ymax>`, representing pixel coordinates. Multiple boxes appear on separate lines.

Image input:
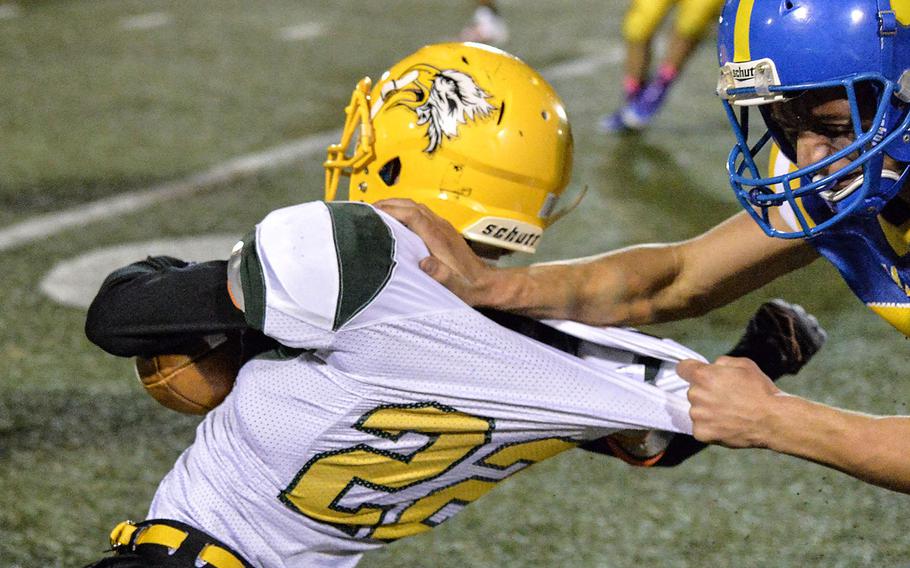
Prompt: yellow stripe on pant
<box><xmin>623</xmin><ymin>0</ymin><xmax>725</xmax><ymax>43</ymax></box>
<box><xmin>108</xmin><ymin>520</ymin><xmax>250</xmax><ymax>568</ymax></box>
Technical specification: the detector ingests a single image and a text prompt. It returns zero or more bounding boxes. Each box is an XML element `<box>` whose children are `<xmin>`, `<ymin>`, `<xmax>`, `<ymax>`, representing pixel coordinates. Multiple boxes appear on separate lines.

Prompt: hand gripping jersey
<box><xmin>148</xmin><ymin>202</ymin><xmax>699</xmax><ymax>567</ymax></box>
<box><xmin>771</xmin><ymin>147</ymin><xmax>910</xmax><ymax>336</ymax></box>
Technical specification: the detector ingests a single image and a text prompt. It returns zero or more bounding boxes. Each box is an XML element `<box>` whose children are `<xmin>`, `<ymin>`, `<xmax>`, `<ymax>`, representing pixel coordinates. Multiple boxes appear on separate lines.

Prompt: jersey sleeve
<box><xmin>540</xmin><ymin>319</ymin><xmax>705</xmax><ymax>402</ymax></box>
<box><xmin>228</xmin><ymin>201</ymin><xmax>464</xmax><ymax>349</ymax></box>
<box><xmin>85</xmin><ymin>256</ymin><xmax>250</xmax><ymax>358</ymax></box>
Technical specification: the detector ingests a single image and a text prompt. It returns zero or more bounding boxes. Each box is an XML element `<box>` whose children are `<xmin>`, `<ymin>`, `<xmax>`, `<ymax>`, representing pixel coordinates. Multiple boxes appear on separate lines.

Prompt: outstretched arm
<box><xmin>679</xmin><ymin>357</ymin><xmax>910</xmax><ymax>494</ymax></box>
<box><xmin>377</xmin><ymin>200</ymin><xmax>818</xmax><ymax>326</ymax></box>
<box><xmin>85</xmin><ymin>256</ymin><xmax>256</xmax><ymax>358</ymax></box>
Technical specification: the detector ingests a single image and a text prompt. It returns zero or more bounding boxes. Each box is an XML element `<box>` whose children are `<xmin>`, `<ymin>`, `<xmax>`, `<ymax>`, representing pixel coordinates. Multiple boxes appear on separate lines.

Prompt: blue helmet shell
<box><xmin>717</xmin><ymin>0</ymin><xmax>910</xmax><ymax>238</ymax></box>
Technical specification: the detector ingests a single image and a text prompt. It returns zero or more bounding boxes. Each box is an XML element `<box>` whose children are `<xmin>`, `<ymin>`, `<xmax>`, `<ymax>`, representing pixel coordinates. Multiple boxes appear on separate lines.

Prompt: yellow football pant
<box><xmin>623</xmin><ymin>0</ymin><xmax>725</xmax><ymax>42</ymax></box>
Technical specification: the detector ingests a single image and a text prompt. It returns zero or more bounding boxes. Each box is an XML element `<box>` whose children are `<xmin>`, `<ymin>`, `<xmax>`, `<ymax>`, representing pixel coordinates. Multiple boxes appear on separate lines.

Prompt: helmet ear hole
<box><xmin>379</xmin><ymin>157</ymin><xmax>402</xmax><ymax>186</ymax></box>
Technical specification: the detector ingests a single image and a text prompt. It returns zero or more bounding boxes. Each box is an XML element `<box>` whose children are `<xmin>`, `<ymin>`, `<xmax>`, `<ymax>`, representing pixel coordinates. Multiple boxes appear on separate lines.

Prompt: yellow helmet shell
<box><xmin>325</xmin><ymin>42</ymin><xmax>573</xmax><ymax>253</ymax></box>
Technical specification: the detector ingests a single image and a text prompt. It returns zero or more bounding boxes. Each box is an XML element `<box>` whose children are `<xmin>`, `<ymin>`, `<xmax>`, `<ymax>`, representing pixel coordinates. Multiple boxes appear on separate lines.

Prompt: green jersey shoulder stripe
<box><xmin>325</xmin><ymin>202</ymin><xmax>396</xmax><ymax>330</ymax></box>
<box><xmin>236</xmin><ymin>229</ymin><xmax>267</xmax><ymax>331</ymax></box>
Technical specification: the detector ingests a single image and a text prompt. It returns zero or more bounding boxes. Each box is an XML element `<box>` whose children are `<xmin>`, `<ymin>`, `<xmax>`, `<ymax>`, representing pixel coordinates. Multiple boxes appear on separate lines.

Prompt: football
<box><xmin>135</xmin><ymin>334</ymin><xmax>242</xmax><ymax>415</ymax></box>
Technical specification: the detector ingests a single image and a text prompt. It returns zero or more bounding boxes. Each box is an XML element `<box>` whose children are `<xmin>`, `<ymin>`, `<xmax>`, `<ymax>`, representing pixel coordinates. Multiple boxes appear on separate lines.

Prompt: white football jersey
<box><xmin>148</xmin><ymin>202</ymin><xmax>701</xmax><ymax>568</ymax></box>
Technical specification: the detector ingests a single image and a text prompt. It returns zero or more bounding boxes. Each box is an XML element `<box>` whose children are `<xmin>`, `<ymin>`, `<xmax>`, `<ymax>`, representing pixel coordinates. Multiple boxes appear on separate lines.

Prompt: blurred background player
<box><xmin>460</xmin><ymin>0</ymin><xmax>509</xmax><ymax>45</ymax></box>
<box><xmin>600</xmin><ymin>0</ymin><xmax>724</xmax><ymax>132</ymax></box>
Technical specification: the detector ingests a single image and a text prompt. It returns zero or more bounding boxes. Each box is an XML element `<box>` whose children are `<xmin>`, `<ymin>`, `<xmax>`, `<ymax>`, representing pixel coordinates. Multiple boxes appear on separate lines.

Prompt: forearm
<box><xmin>765</xmin><ymin>395</ymin><xmax>910</xmax><ymax>494</ymax></box>
<box><xmin>85</xmin><ymin>257</ymin><xmax>249</xmax><ymax>357</ymax></box>
<box><xmin>479</xmin><ymin>212</ymin><xmax>817</xmax><ymax>327</ymax></box>
<box><xmin>378</xmin><ymin>202</ymin><xmax>815</xmax><ymax>326</ymax></box>
<box><xmin>480</xmin><ymin>243</ymin><xmax>691</xmax><ymax>326</ymax></box>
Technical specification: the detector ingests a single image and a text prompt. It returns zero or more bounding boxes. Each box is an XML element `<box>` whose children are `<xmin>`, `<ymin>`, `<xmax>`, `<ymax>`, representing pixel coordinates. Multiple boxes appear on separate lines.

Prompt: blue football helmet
<box><xmin>717</xmin><ymin>0</ymin><xmax>910</xmax><ymax>238</ymax></box>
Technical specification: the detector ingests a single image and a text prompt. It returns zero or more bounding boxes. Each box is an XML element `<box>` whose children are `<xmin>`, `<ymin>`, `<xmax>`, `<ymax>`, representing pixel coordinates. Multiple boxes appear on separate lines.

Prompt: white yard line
<box><xmin>278</xmin><ymin>22</ymin><xmax>324</xmax><ymax>42</ymax></box>
<box><xmin>0</xmin><ymin>48</ymin><xmax>621</xmax><ymax>253</ymax></box>
<box><xmin>0</xmin><ymin>132</ymin><xmax>339</xmax><ymax>252</ymax></box>
<box><xmin>41</xmin><ymin>234</ymin><xmax>242</xmax><ymax>308</ymax></box>
<box><xmin>120</xmin><ymin>12</ymin><xmax>171</xmax><ymax>31</ymax></box>
<box><xmin>543</xmin><ymin>47</ymin><xmax>624</xmax><ymax>81</ymax></box>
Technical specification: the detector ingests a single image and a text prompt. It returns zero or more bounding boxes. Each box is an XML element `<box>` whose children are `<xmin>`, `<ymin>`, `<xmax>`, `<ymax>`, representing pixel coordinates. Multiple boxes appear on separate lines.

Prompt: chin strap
<box><xmin>545</xmin><ymin>184</ymin><xmax>588</xmax><ymax>226</ymax></box>
<box><xmin>819</xmin><ymin>162</ymin><xmax>910</xmax><ymax>217</ymax></box>
<box><xmin>818</xmin><ymin>168</ymin><xmax>902</xmax><ymax>203</ymax></box>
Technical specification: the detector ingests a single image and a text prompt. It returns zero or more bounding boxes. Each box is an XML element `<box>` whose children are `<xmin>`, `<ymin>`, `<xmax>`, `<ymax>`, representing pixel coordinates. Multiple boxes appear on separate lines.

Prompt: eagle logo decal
<box><xmin>372</xmin><ymin>65</ymin><xmax>496</xmax><ymax>153</ymax></box>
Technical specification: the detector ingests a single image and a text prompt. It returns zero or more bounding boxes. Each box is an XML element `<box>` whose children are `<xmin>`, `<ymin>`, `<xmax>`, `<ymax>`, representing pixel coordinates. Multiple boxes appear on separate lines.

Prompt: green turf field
<box><xmin>1</xmin><ymin>0</ymin><xmax>909</xmax><ymax>566</ymax></box>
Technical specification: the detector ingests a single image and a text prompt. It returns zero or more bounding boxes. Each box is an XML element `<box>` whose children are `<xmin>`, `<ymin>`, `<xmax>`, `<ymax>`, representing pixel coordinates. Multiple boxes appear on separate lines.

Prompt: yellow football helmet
<box><xmin>324</xmin><ymin>42</ymin><xmax>574</xmax><ymax>253</ymax></box>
